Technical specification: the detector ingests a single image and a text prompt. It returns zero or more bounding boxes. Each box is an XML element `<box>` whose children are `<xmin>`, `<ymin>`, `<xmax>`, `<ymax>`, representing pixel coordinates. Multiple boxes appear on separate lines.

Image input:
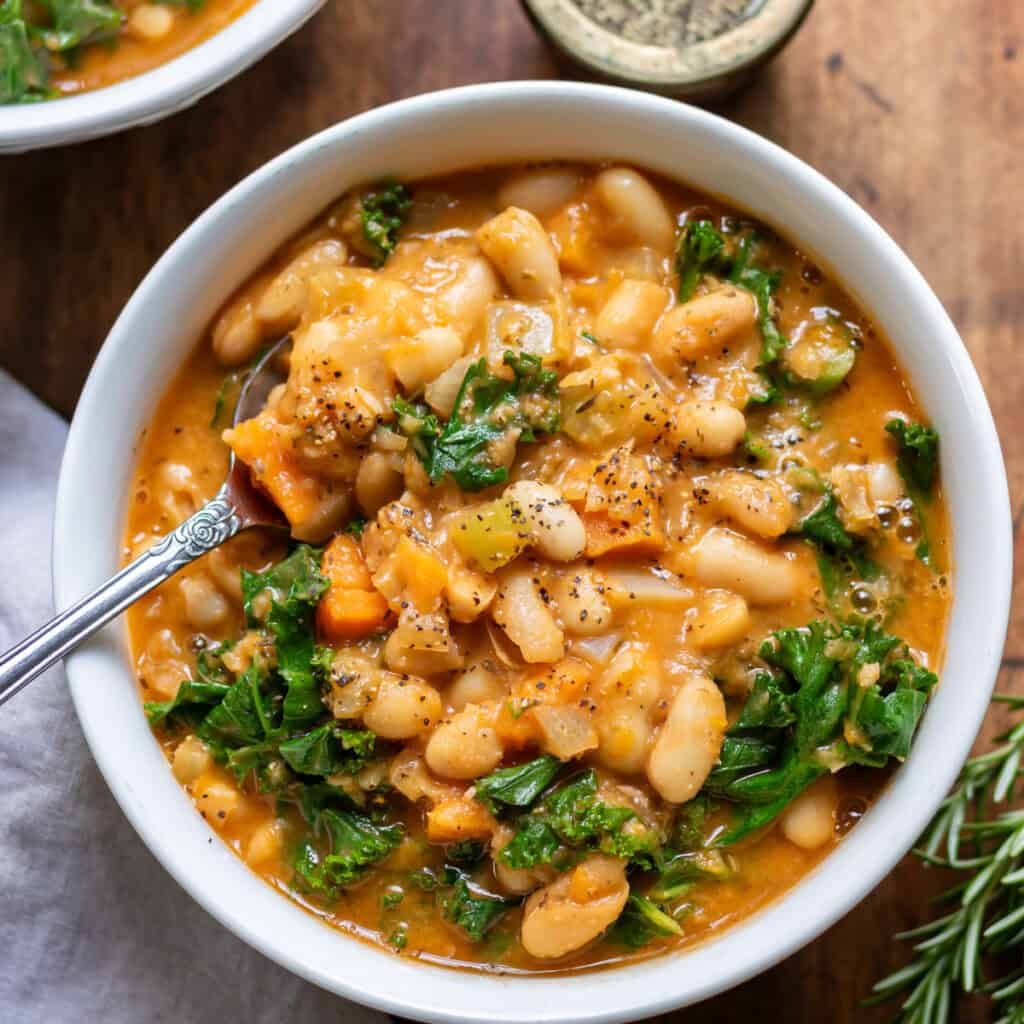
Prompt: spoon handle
<box><xmin>0</xmin><ymin>491</ymin><xmax>242</xmax><ymax>708</ymax></box>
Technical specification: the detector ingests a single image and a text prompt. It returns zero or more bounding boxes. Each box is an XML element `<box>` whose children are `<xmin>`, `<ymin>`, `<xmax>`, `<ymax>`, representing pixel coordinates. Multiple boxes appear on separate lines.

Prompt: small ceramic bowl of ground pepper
<box><xmin>522</xmin><ymin>0</ymin><xmax>813</xmax><ymax>101</ymax></box>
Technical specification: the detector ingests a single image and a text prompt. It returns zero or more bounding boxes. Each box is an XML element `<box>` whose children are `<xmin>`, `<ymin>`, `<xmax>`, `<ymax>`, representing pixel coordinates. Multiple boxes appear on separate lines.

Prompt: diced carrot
<box><xmin>321</xmin><ymin>534</ymin><xmax>374</xmax><ymax>590</ymax></box>
<box><xmin>317</xmin><ymin>588</ymin><xmax>390</xmax><ymax>641</ymax></box>
<box><xmin>426</xmin><ymin>797</ymin><xmax>497</xmax><ymax>842</ymax></box>
<box><xmin>582</xmin><ymin>510</ymin><xmax>665</xmax><ymax>558</ymax></box>
<box><xmin>395</xmin><ymin>536</ymin><xmax>449</xmax><ymax>613</ymax></box>
<box><xmin>226</xmin><ymin>416</ymin><xmax>321</xmax><ymax>528</ymax></box>
<box><xmin>317</xmin><ymin>534</ymin><xmax>390</xmax><ymax>640</ymax></box>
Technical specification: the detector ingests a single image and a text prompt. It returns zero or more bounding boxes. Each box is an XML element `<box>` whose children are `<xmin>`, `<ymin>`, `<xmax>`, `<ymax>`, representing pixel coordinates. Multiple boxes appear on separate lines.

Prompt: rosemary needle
<box><xmin>869</xmin><ymin>694</ymin><xmax>1024</xmax><ymax>1024</ymax></box>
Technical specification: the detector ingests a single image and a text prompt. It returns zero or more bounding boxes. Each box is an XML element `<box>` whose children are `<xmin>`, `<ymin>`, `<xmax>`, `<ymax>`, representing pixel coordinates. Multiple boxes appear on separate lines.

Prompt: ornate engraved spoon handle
<box><xmin>0</xmin><ymin>490</ymin><xmax>242</xmax><ymax>708</ymax></box>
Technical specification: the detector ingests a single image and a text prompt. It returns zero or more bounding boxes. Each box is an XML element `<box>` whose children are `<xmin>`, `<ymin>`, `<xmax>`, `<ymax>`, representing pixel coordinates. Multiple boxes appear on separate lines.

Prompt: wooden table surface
<box><xmin>2</xmin><ymin>1</ymin><xmax>1021</xmax><ymax>1020</ymax></box>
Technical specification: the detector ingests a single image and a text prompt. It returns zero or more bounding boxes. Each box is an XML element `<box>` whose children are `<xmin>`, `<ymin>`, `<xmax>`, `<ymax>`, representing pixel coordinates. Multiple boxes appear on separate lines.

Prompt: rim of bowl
<box><xmin>54</xmin><ymin>82</ymin><xmax>1012</xmax><ymax>1024</ymax></box>
<box><xmin>0</xmin><ymin>0</ymin><xmax>324</xmax><ymax>154</ymax></box>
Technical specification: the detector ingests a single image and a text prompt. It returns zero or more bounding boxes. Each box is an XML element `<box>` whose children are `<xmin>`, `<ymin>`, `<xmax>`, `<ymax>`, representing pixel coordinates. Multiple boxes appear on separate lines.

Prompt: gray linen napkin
<box><xmin>0</xmin><ymin>370</ymin><xmax>386</xmax><ymax>1024</ymax></box>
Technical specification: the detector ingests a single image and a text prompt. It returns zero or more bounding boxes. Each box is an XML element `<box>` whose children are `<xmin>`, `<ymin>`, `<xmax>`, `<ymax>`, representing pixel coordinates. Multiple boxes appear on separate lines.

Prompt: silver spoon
<box><xmin>0</xmin><ymin>337</ymin><xmax>292</xmax><ymax>707</ymax></box>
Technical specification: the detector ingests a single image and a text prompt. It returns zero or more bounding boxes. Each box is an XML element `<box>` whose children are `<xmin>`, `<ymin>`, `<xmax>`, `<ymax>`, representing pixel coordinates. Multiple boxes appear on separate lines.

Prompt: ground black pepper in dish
<box><xmin>572</xmin><ymin>0</ymin><xmax>758</xmax><ymax>46</ymax></box>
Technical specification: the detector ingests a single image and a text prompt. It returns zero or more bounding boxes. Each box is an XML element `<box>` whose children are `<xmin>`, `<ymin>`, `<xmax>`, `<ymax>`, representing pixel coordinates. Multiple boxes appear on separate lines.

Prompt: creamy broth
<box><xmin>126</xmin><ymin>163</ymin><xmax>950</xmax><ymax>972</ymax></box>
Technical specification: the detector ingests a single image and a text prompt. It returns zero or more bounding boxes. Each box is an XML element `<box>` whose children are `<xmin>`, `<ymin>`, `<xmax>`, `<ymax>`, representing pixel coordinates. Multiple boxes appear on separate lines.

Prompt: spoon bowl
<box><xmin>0</xmin><ymin>335</ymin><xmax>292</xmax><ymax>706</ymax></box>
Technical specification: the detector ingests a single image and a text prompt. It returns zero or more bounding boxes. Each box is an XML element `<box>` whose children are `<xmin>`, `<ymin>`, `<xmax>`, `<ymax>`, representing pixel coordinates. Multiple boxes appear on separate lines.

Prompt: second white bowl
<box><xmin>0</xmin><ymin>0</ymin><xmax>324</xmax><ymax>154</ymax></box>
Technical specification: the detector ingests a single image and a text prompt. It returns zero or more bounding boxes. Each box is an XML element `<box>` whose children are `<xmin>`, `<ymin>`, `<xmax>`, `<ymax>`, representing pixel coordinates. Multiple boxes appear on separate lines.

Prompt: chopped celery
<box><xmin>452</xmin><ymin>498</ymin><xmax>530</xmax><ymax>572</ymax></box>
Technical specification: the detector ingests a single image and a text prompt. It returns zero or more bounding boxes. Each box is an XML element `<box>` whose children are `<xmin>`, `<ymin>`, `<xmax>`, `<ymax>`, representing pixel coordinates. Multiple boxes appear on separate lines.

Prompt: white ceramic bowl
<box><xmin>55</xmin><ymin>82</ymin><xmax>1012</xmax><ymax>1023</ymax></box>
<box><xmin>0</xmin><ymin>0</ymin><xmax>323</xmax><ymax>154</ymax></box>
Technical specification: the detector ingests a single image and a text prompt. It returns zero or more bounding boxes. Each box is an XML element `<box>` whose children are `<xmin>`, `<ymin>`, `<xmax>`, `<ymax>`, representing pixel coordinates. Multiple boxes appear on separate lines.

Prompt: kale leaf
<box><xmin>293</xmin><ymin>809</ymin><xmax>403</xmax><ymax>899</ymax></box>
<box><xmin>394</xmin><ymin>352</ymin><xmax>560</xmax><ymax>491</ymax></box>
<box><xmin>609</xmin><ymin>893</ymin><xmax>683</xmax><ymax>949</ymax></box>
<box><xmin>728</xmin><ymin>232</ymin><xmax>786</xmax><ymax>366</ymax></box>
<box><xmin>474</xmin><ymin>755</ymin><xmax>560</xmax><ymax>814</ymax></box>
<box><xmin>0</xmin><ymin>1</ymin><xmax>50</xmax><ymax>103</ymax></box>
<box><xmin>38</xmin><ymin>0</ymin><xmax>122</xmax><ymax>52</ymax></box>
<box><xmin>359</xmin><ymin>181</ymin><xmax>412</xmax><ymax>266</ymax></box>
<box><xmin>278</xmin><ymin>723</ymin><xmax>376</xmax><ymax>776</ymax></box>
<box><xmin>675</xmin><ymin>219</ymin><xmax>726</xmax><ymax>302</ymax></box>
<box><xmin>886</xmin><ymin>418</ymin><xmax>939</xmax><ymax>497</ymax></box>
<box><xmin>497</xmin><ymin>769</ymin><xmax>660</xmax><ymax>870</ymax></box>
<box><xmin>145</xmin><ymin>678</ymin><xmax>230</xmax><ymax>728</ymax></box>
<box><xmin>439</xmin><ymin>868</ymin><xmax>514</xmax><ymax>942</ymax></box>
<box><xmin>712</xmin><ymin>619</ymin><xmax>938</xmax><ymax>845</ymax></box>
<box><xmin>793</xmin><ymin>488</ymin><xmax>882</xmax><ymax>609</ymax></box>
<box><xmin>885</xmin><ymin>417</ymin><xmax>940</xmax><ymax>566</ymax></box>
<box><xmin>240</xmin><ymin>545</ymin><xmax>329</xmax><ymax>731</ymax></box>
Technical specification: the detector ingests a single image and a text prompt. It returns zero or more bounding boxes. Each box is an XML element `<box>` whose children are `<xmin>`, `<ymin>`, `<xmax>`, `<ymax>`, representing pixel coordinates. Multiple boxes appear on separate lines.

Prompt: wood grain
<box><xmin>1</xmin><ymin>1</ymin><xmax>1021</xmax><ymax>1020</ymax></box>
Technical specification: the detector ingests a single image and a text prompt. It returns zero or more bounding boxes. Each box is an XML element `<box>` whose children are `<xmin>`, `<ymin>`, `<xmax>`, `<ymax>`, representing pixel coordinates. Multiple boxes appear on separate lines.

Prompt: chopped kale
<box><xmin>359</xmin><ymin>181</ymin><xmax>412</xmax><ymax>266</ymax></box>
<box><xmin>793</xmin><ymin>488</ymin><xmax>882</xmax><ymax>609</ymax></box>
<box><xmin>886</xmin><ymin>418</ymin><xmax>939</xmax><ymax>497</ymax></box>
<box><xmin>886</xmin><ymin>417</ymin><xmax>940</xmax><ymax>566</ymax></box>
<box><xmin>144</xmin><ymin>677</ymin><xmax>231</xmax><ymax>728</ymax></box>
<box><xmin>240</xmin><ymin>545</ymin><xmax>329</xmax><ymax>731</ymax></box>
<box><xmin>439</xmin><ymin>868</ymin><xmax>514</xmax><ymax>942</ymax></box>
<box><xmin>278</xmin><ymin>724</ymin><xmax>376</xmax><ymax>776</ymax></box>
<box><xmin>712</xmin><ymin>619</ymin><xmax>938</xmax><ymax>845</ymax></box>
<box><xmin>474</xmin><ymin>755</ymin><xmax>560</xmax><ymax>814</ymax></box>
<box><xmin>445</xmin><ymin>840</ymin><xmax>487</xmax><ymax>866</ymax></box>
<box><xmin>293</xmin><ymin>809</ymin><xmax>402</xmax><ymax>899</ymax></box>
<box><xmin>37</xmin><ymin>0</ymin><xmax>122</xmax><ymax>52</ymax></box>
<box><xmin>728</xmin><ymin>232</ymin><xmax>786</xmax><ymax>367</ymax></box>
<box><xmin>675</xmin><ymin>219</ymin><xmax>726</xmax><ymax>302</ymax></box>
<box><xmin>609</xmin><ymin>893</ymin><xmax>683</xmax><ymax>949</ymax></box>
<box><xmin>393</xmin><ymin>352</ymin><xmax>560</xmax><ymax>491</ymax></box>
<box><xmin>0</xmin><ymin>1</ymin><xmax>50</xmax><ymax>103</ymax></box>
<box><xmin>497</xmin><ymin>769</ymin><xmax>658</xmax><ymax>870</ymax></box>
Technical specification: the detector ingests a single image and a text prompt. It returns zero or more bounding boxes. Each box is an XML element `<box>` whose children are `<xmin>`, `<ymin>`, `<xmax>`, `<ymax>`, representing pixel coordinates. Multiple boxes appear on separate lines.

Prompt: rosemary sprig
<box><xmin>869</xmin><ymin>694</ymin><xmax>1024</xmax><ymax>1023</ymax></box>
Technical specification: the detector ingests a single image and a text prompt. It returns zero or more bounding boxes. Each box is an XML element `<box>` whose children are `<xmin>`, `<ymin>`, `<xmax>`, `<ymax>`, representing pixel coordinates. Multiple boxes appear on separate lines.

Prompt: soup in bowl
<box><xmin>0</xmin><ymin>0</ymin><xmax>323</xmax><ymax>151</ymax></box>
<box><xmin>56</xmin><ymin>83</ymin><xmax>1011</xmax><ymax>1022</ymax></box>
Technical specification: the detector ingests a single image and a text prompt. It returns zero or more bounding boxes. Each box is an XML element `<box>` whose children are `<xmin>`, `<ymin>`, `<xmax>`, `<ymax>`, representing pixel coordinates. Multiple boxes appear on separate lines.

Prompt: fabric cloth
<box><xmin>0</xmin><ymin>370</ymin><xmax>387</xmax><ymax>1024</ymax></box>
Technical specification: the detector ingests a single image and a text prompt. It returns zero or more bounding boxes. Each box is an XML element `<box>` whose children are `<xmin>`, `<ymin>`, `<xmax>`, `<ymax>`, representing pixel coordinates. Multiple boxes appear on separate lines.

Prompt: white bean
<box><xmin>256</xmin><ymin>239</ymin><xmax>347</xmax><ymax>334</ymax></box>
<box><xmin>646</xmin><ymin>674</ymin><xmax>727</xmax><ymax>803</ymax></box>
<box><xmin>172</xmin><ymin>735</ymin><xmax>212</xmax><ymax>785</ymax></box>
<box><xmin>180</xmin><ymin>574</ymin><xmax>230</xmax><ymax>632</ymax></box>
<box><xmin>362</xmin><ymin>676</ymin><xmax>442</xmax><ymax>740</ymax></box>
<box><xmin>653</xmin><ymin>287</ymin><xmax>756</xmax><ymax>362</ymax></box>
<box><xmin>691</xmin><ymin>527</ymin><xmax>802</xmax><ymax>606</ymax></box>
<box><xmin>245</xmin><ymin>820</ymin><xmax>286</xmax><ymax>867</ymax></box>
<box><xmin>520</xmin><ymin>855</ymin><xmax>629</xmax><ymax>959</ymax></box>
<box><xmin>436</xmin><ymin>257</ymin><xmax>500</xmax><ymax>337</ymax></box>
<box><xmin>492</xmin><ymin>569</ymin><xmax>565</xmax><ymax>663</ymax></box>
<box><xmin>128</xmin><ymin>3</ymin><xmax>174</xmax><ymax>40</ymax></box>
<box><xmin>674</xmin><ymin>400</ymin><xmax>746</xmax><ymax>458</ymax></box>
<box><xmin>497</xmin><ymin>169</ymin><xmax>582</xmax><ymax>218</ymax></box>
<box><xmin>713</xmin><ymin>470</ymin><xmax>795</xmax><ymax>539</ymax></box>
<box><xmin>551</xmin><ymin>567</ymin><xmax>612</xmax><ymax>636</ymax></box>
<box><xmin>593</xmin><ymin>168</ymin><xmax>675</xmax><ymax>253</ymax></box>
<box><xmin>781</xmin><ymin>777</ymin><xmax>838</xmax><ymax>849</ymax></box>
<box><xmin>475</xmin><ymin>207</ymin><xmax>562</xmax><ymax>299</ymax></box>
<box><xmin>447</xmin><ymin>664</ymin><xmax>506</xmax><ymax>711</ymax></box>
<box><xmin>425</xmin><ymin>705</ymin><xmax>504</xmax><ymax>780</ymax></box>
<box><xmin>594</xmin><ymin>279</ymin><xmax>671</xmax><ymax>349</ymax></box>
<box><xmin>212</xmin><ymin>296</ymin><xmax>261</xmax><ymax>367</ymax></box>
<box><xmin>504</xmin><ymin>480</ymin><xmax>586</xmax><ymax>562</ymax></box>
<box><xmin>193</xmin><ymin>777</ymin><xmax>240</xmax><ymax>829</ymax></box>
